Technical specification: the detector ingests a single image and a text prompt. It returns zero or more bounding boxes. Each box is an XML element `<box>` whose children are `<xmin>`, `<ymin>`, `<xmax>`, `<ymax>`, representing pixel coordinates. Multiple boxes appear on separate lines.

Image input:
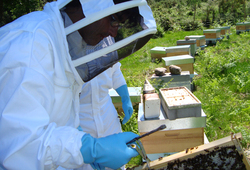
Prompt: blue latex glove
<box><xmin>77</xmin><ymin>125</ymin><xmax>83</xmax><ymax>131</ymax></box>
<box><xmin>80</xmin><ymin>132</ymin><xmax>139</xmax><ymax>169</ymax></box>
<box><xmin>115</xmin><ymin>84</ymin><xmax>133</xmax><ymax>124</ymax></box>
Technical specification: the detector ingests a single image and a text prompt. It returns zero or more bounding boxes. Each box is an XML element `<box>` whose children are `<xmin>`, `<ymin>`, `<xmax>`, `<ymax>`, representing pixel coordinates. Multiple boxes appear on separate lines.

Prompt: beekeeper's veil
<box><xmin>60</xmin><ymin>0</ymin><xmax>157</xmax><ymax>82</ymax></box>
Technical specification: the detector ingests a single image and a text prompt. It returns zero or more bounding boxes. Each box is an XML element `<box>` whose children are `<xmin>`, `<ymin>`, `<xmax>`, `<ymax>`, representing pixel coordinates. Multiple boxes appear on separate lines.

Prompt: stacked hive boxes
<box><xmin>150</xmin><ymin>45</ymin><xmax>196</xmax><ymax>92</ymax></box>
<box><xmin>138</xmin><ymin>86</ymin><xmax>206</xmax><ymax>155</ymax></box>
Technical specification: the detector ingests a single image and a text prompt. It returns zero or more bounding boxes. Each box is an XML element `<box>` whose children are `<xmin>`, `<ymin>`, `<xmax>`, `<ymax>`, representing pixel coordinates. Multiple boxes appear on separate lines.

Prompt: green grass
<box><xmin>120</xmin><ymin>28</ymin><xmax>250</xmax><ymax>167</ymax></box>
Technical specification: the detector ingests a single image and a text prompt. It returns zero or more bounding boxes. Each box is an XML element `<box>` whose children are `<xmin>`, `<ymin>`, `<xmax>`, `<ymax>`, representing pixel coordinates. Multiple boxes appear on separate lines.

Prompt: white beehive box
<box><xmin>144</xmin><ymin>93</ymin><xmax>161</xmax><ymax>119</ymax></box>
<box><xmin>159</xmin><ymin>86</ymin><xmax>201</xmax><ymax>120</ymax></box>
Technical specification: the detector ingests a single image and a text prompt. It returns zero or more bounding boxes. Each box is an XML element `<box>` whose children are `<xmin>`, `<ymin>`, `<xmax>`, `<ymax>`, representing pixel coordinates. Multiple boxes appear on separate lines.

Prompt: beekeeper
<box><xmin>63</xmin><ymin>2</ymin><xmax>133</xmax><ymax>135</ymax></box>
<box><xmin>62</xmin><ymin>2</ymin><xmax>134</xmax><ymax>166</ymax></box>
<box><xmin>0</xmin><ymin>0</ymin><xmax>156</xmax><ymax>169</ymax></box>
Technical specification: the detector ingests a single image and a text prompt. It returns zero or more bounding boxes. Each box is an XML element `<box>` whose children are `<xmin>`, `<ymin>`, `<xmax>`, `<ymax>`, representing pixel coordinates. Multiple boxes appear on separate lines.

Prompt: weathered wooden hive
<box><xmin>150</xmin><ymin>45</ymin><xmax>190</xmax><ymax>62</ymax></box>
<box><xmin>203</xmin><ymin>29</ymin><xmax>222</xmax><ymax>45</ymax></box>
<box><xmin>131</xmin><ymin>133</ymin><xmax>250</xmax><ymax>170</ymax></box>
<box><xmin>186</xmin><ymin>35</ymin><xmax>206</xmax><ymax>50</ymax></box>
<box><xmin>162</xmin><ymin>55</ymin><xmax>194</xmax><ymax>74</ymax></box>
<box><xmin>236</xmin><ymin>22</ymin><xmax>250</xmax><ymax>34</ymax></box>
<box><xmin>203</xmin><ymin>29</ymin><xmax>221</xmax><ymax>39</ymax></box>
<box><xmin>176</xmin><ymin>39</ymin><xmax>196</xmax><ymax>57</ymax></box>
<box><xmin>216</xmin><ymin>26</ymin><xmax>231</xmax><ymax>35</ymax></box>
<box><xmin>137</xmin><ymin>86</ymin><xmax>206</xmax><ymax>155</ymax></box>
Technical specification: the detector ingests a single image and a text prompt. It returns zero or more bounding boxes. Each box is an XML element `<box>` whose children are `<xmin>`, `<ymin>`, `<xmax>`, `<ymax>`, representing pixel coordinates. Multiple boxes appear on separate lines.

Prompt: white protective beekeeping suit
<box><xmin>0</xmin><ymin>0</ymin><xmax>156</xmax><ymax>169</ymax></box>
<box><xmin>61</xmin><ymin>10</ymin><xmax>126</xmax><ymax>169</ymax></box>
<box><xmin>0</xmin><ymin>1</ymin><xmax>85</xmax><ymax>169</ymax></box>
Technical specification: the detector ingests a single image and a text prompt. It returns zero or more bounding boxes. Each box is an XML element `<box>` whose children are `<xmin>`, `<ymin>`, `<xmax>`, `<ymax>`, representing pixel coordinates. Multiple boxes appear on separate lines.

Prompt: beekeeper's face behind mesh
<box><xmin>62</xmin><ymin>0</ymin><xmax>157</xmax><ymax>82</ymax></box>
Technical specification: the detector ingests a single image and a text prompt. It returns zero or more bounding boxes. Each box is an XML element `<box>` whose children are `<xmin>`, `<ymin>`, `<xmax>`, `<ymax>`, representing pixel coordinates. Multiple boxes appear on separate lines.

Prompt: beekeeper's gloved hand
<box><xmin>80</xmin><ymin>132</ymin><xmax>139</xmax><ymax>169</ymax></box>
<box><xmin>115</xmin><ymin>84</ymin><xmax>133</xmax><ymax>124</ymax></box>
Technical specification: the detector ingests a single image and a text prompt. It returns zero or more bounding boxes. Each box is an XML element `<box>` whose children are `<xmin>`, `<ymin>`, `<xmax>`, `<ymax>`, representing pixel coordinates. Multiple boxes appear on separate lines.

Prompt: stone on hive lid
<box><xmin>155</xmin><ymin>67</ymin><xmax>167</xmax><ymax>76</ymax></box>
<box><xmin>169</xmin><ymin>65</ymin><xmax>182</xmax><ymax>75</ymax></box>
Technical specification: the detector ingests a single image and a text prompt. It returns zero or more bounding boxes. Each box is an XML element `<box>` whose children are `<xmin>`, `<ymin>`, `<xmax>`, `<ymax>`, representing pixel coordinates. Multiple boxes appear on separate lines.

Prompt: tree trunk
<box><xmin>193</xmin><ymin>4</ymin><xmax>196</xmax><ymax>23</ymax></box>
<box><xmin>244</xmin><ymin>0</ymin><xmax>246</xmax><ymax>20</ymax></box>
<box><xmin>0</xmin><ymin>0</ymin><xmax>3</xmax><ymax>26</ymax></box>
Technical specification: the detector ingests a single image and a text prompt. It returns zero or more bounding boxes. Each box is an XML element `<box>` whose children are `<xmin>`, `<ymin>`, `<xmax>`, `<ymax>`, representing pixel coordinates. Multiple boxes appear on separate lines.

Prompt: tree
<box><xmin>188</xmin><ymin>0</ymin><xmax>202</xmax><ymax>23</ymax></box>
<box><xmin>1</xmin><ymin>0</ymin><xmax>46</xmax><ymax>27</ymax></box>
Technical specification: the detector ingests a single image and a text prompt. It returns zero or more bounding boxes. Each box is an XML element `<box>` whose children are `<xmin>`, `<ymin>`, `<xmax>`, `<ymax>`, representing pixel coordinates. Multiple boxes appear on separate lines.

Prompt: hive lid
<box><xmin>150</xmin><ymin>47</ymin><xmax>167</xmax><ymax>54</ymax></box>
<box><xmin>177</xmin><ymin>39</ymin><xmax>196</xmax><ymax>44</ymax></box>
<box><xmin>187</xmin><ymin>35</ymin><xmax>205</xmax><ymax>40</ymax></box>
<box><xmin>215</xmin><ymin>26</ymin><xmax>230</xmax><ymax>30</ymax></box>
<box><xmin>236</xmin><ymin>22</ymin><xmax>250</xmax><ymax>25</ymax></box>
<box><xmin>159</xmin><ymin>86</ymin><xmax>201</xmax><ymax>109</ymax></box>
<box><xmin>203</xmin><ymin>29</ymin><xmax>221</xmax><ymax>33</ymax></box>
<box><xmin>164</xmin><ymin>45</ymin><xmax>191</xmax><ymax>53</ymax></box>
<box><xmin>163</xmin><ymin>55</ymin><xmax>194</xmax><ymax>65</ymax></box>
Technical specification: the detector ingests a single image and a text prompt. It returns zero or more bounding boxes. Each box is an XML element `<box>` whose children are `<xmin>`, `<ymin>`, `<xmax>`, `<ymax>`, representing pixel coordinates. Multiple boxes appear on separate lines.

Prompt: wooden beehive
<box><xmin>165</xmin><ymin>45</ymin><xmax>190</xmax><ymax>57</ymax></box>
<box><xmin>150</xmin><ymin>47</ymin><xmax>168</xmax><ymax>61</ymax></box>
<box><xmin>203</xmin><ymin>29</ymin><xmax>221</xmax><ymax>39</ymax></box>
<box><xmin>187</xmin><ymin>35</ymin><xmax>206</xmax><ymax>48</ymax></box>
<box><xmin>163</xmin><ymin>55</ymin><xmax>194</xmax><ymax>74</ymax></box>
<box><xmin>216</xmin><ymin>26</ymin><xmax>231</xmax><ymax>35</ymax></box>
<box><xmin>132</xmin><ymin>133</ymin><xmax>250</xmax><ymax>170</ymax></box>
<box><xmin>236</xmin><ymin>22</ymin><xmax>250</xmax><ymax>34</ymax></box>
<box><xmin>159</xmin><ymin>86</ymin><xmax>201</xmax><ymax>120</ymax></box>
<box><xmin>176</xmin><ymin>39</ymin><xmax>196</xmax><ymax>57</ymax></box>
<box><xmin>137</xmin><ymin>102</ymin><xmax>206</xmax><ymax>154</ymax></box>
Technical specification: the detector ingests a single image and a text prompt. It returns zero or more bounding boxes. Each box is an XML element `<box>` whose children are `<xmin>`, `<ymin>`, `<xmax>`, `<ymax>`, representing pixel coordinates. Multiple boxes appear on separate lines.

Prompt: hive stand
<box><xmin>150</xmin><ymin>45</ymin><xmax>190</xmax><ymax>62</ymax></box>
<box><xmin>215</xmin><ymin>26</ymin><xmax>231</xmax><ymax>39</ymax></box>
<box><xmin>203</xmin><ymin>29</ymin><xmax>223</xmax><ymax>45</ymax></box>
<box><xmin>236</xmin><ymin>22</ymin><xmax>250</xmax><ymax>35</ymax></box>
<box><xmin>176</xmin><ymin>39</ymin><xmax>197</xmax><ymax>57</ymax></box>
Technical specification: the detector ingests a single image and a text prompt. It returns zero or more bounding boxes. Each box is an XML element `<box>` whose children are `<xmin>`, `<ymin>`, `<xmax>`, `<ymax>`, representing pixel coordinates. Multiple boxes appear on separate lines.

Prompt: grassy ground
<box><xmin>120</xmin><ymin>27</ymin><xmax>250</xmax><ymax>167</ymax></box>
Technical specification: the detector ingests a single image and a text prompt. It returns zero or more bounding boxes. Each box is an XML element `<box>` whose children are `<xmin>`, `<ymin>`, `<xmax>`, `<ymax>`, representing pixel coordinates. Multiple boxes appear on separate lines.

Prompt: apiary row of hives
<box><xmin>135</xmin><ymin>24</ymin><xmax>250</xmax><ymax>170</ymax></box>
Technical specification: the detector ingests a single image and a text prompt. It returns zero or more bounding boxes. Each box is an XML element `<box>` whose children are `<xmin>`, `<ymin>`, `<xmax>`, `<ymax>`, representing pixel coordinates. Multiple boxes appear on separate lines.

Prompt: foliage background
<box><xmin>1</xmin><ymin>0</ymin><xmax>250</xmax><ymax>29</ymax></box>
<box><xmin>1</xmin><ymin>0</ymin><xmax>249</xmax><ymax>167</ymax></box>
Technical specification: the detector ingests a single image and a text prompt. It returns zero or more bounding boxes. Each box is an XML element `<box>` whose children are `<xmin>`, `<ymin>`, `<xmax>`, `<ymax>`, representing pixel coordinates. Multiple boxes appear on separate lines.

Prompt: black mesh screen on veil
<box><xmin>75</xmin><ymin>7</ymin><xmax>154</xmax><ymax>82</ymax></box>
